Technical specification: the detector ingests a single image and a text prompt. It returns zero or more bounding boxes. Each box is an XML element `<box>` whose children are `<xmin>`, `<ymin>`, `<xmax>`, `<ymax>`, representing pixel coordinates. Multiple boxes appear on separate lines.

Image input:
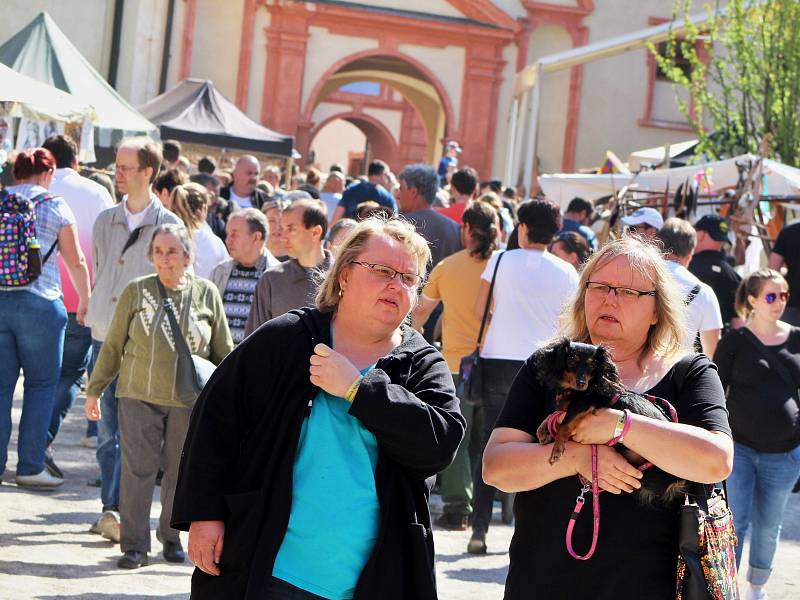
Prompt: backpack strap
<box><xmin>684</xmin><ymin>284</ymin><xmax>701</xmax><ymax>306</ymax></box>
<box><xmin>31</xmin><ymin>193</ymin><xmax>59</xmax><ymax>267</ymax></box>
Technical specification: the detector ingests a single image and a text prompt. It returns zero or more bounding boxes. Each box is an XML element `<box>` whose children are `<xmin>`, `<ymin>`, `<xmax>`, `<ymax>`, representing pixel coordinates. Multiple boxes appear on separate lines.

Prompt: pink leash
<box><xmin>547</xmin><ymin>402</ymin><xmax>665</xmax><ymax>561</ymax></box>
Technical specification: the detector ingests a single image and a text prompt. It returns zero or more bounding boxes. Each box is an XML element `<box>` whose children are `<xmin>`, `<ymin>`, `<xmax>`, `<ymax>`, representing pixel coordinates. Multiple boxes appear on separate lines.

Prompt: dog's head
<box><xmin>537</xmin><ymin>338</ymin><xmax>619</xmax><ymax>393</ymax></box>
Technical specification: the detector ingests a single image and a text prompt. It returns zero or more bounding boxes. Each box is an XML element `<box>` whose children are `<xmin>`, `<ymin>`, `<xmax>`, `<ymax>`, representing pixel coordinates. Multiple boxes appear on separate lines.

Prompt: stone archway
<box><xmin>297</xmin><ymin>50</ymin><xmax>456</xmax><ymax>169</ymax></box>
<box><xmin>309</xmin><ymin>111</ymin><xmax>400</xmax><ymax>172</ymax></box>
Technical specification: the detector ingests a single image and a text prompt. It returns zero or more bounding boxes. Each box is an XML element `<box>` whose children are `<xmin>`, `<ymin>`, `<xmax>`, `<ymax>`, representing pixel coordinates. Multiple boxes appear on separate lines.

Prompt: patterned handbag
<box><xmin>676</xmin><ymin>484</ymin><xmax>738</xmax><ymax>600</ymax></box>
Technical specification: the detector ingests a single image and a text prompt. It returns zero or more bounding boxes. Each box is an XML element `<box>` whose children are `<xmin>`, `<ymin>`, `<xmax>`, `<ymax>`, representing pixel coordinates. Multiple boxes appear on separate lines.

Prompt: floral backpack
<box><xmin>0</xmin><ymin>189</ymin><xmax>55</xmax><ymax>286</ymax></box>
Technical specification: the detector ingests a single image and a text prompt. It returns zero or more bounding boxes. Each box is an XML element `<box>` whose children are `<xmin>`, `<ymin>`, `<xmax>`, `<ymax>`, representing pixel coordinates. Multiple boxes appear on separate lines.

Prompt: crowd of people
<box><xmin>0</xmin><ymin>133</ymin><xmax>799</xmax><ymax>600</ymax></box>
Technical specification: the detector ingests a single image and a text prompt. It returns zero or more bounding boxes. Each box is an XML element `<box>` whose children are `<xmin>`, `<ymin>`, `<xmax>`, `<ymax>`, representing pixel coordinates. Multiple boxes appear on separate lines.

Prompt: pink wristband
<box><xmin>606</xmin><ymin>409</ymin><xmax>632</xmax><ymax>446</ymax></box>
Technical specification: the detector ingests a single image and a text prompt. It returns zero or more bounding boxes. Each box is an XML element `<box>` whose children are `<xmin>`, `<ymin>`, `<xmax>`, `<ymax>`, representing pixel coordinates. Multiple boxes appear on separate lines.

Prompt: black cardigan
<box><xmin>171</xmin><ymin>307</ymin><xmax>465</xmax><ymax>600</ymax></box>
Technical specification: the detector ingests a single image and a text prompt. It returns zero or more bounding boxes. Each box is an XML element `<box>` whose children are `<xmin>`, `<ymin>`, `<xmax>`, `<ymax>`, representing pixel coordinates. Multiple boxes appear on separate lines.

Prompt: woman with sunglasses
<box><xmin>714</xmin><ymin>268</ymin><xmax>800</xmax><ymax>600</ymax></box>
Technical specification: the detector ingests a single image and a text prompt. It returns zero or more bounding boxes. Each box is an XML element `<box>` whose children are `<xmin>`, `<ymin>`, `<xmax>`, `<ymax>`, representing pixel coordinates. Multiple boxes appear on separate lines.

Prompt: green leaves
<box><xmin>653</xmin><ymin>0</ymin><xmax>800</xmax><ymax>165</ymax></box>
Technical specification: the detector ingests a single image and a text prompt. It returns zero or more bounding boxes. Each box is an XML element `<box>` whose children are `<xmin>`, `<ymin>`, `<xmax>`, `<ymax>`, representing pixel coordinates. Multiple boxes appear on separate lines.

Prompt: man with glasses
<box><xmin>245</xmin><ymin>199</ymin><xmax>333</xmax><ymax>335</ymax></box>
<box><xmin>621</xmin><ymin>207</ymin><xmax>663</xmax><ymax>239</ymax></box>
<box><xmin>83</xmin><ymin>137</ymin><xmax>180</xmax><ymax>544</ymax></box>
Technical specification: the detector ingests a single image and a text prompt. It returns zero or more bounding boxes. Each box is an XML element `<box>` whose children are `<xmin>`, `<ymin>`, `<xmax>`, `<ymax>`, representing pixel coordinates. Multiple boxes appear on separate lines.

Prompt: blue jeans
<box><xmin>47</xmin><ymin>313</ymin><xmax>93</xmax><ymax>444</ymax></box>
<box><xmin>0</xmin><ymin>291</ymin><xmax>67</xmax><ymax>476</ymax></box>
<box><xmin>727</xmin><ymin>441</ymin><xmax>800</xmax><ymax>585</ymax></box>
<box><xmin>89</xmin><ymin>338</ymin><xmax>120</xmax><ymax>511</ymax></box>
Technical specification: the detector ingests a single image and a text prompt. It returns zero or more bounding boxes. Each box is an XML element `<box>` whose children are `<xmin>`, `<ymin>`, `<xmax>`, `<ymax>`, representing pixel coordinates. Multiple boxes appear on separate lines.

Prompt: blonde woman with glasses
<box><xmin>483</xmin><ymin>236</ymin><xmax>733</xmax><ymax>600</ymax></box>
<box><xmin>173</xmin><ymin>217</ymin><xmax>464</xmax><ymax>600</ymax></box>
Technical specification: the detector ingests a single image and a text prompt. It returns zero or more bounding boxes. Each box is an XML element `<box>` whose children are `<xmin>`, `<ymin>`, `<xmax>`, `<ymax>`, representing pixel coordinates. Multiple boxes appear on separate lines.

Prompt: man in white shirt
<box><xmin>219</xmin><ymin>155</ymin><xmax>269</xmax><ymax>211</ymax></box>
<box><xmin>41</xmin><ymin>135</ymin><xmax>114</xmax><ymax>472</ymax></box>
<box><xmin>468</xmin><ymin>198</ymin><xmax>578</xmax><ymax>555</ymax></box>
<box><xmin>658</xmin><ymin>218</ymin><xmax>723</xmax><ymax>356</ymax></box>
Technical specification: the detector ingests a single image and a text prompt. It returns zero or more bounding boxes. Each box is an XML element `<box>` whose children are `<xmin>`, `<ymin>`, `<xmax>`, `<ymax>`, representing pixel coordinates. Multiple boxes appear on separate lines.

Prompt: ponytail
<box><xmin>13</xmin><ymin>148</ymin><xmax>56</xmax><ymax>180</ymax></box>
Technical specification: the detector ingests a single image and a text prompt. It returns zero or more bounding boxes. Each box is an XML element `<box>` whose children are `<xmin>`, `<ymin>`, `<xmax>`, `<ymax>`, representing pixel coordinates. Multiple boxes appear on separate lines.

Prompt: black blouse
<box><xmin>714</xmin><ymin>326</ymin><xmax>800</xmax><ymax>453</ymax></box>
<box><xmin>494</xmin><ymin>352</ymin><xmax>730</xmax><ymax>600</ymax></box>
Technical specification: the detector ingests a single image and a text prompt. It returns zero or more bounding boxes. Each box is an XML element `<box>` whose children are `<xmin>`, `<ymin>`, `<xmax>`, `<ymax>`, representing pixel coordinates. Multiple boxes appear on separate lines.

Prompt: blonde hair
<box><xmin>315</xmin><ymin>216</ymin><xmax>432</xmax><ymax>313</ymax></box>
<box><xmin>560</xmin><ymin>236</ymin><xmax>687</xmax><ymax>362</ymax></box>
<box><xmin>170</xmin><ymin>182</ymin><xmax>210</xmax><ymax>233</ymax></box>
<box><xmin>735</xmin><ymin>268</ymin><xmax>787</xmax><ymax>320</ymax></box>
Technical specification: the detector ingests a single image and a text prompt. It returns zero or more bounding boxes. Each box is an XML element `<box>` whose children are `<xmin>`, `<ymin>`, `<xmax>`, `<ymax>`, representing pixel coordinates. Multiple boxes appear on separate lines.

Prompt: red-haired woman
<box><xmin>0</xmin><ymin>148</ymin><xmax>90</xmax><ymax>488</ymax></box>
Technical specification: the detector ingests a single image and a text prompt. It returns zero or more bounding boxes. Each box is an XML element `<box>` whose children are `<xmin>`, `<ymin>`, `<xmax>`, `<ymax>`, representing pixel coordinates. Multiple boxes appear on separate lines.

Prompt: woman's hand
<box><xmin>188</xmin><ymin>520</ymin><xmax>225</xmax><ymax>576</ymax></box>
<box><xmin>573</xmin><ymin>444</ymin><xmax>643</xmax><ymax>494</ymax></box>
<box><xmin>85</xmin><ymin>395</ymin><xmax>101</xmax><ymax>421</ymax></box>
<box><xmin>570</xmin><ymin>408</ymin><xmax>623</xmax><ymax>445</ymax></box>
<box><xmin>309</xmin><ymin>343</ymin><xmax>360</xmax><ymax>398</ymax></box>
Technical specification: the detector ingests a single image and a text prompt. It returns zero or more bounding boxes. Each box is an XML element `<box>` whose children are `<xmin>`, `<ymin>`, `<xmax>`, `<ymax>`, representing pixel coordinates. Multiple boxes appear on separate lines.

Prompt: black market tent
<box><xmin>138</xmin><ymin>79</ymin><xmax>294</xmax><ymax>157</ymax></box>
<box><xmin>0</xmin><ymin>12</ymin><xmax>157</xmax><ymax>143</ymax></box>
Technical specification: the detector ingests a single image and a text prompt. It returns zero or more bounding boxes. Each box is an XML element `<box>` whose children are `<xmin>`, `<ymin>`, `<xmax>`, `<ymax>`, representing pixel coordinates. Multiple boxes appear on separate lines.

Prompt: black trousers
<box><xmin>471</xmin><ymin>357</ymin><xmax>524</xmax><ymax>534</ymax></box>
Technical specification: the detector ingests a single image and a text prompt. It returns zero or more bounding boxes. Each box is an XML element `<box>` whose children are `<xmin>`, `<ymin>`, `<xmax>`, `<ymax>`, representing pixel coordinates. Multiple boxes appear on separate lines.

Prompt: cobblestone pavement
<box><xmin>1</xmin><ymin>387</ymin><xmax>799</xmax><ymax>599</ymax></box>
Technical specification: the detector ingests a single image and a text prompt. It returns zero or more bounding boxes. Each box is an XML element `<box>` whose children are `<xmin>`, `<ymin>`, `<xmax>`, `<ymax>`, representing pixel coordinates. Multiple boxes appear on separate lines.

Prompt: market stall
<box><xmin>0</xmin><ymin>62</ymin><xmax>96</xmax><ymax>162</ymax></box>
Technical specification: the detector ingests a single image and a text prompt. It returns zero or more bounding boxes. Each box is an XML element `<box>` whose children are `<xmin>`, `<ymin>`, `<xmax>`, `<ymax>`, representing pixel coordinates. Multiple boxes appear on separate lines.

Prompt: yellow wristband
<box><xmin>612</xmin><ymin>411</ymin><xmax>626</xmax><ymax>439</ymax></box>
<box><xmin>344</xmin><ymin>375</ymin><xmax>363</xmax><ymax>403</ymax></box>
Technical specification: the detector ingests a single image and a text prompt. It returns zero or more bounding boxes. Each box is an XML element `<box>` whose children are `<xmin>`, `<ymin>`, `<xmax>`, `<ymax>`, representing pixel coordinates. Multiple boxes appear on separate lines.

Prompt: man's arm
<box><xmin>700</xmin><ymin>328</ymin><xmax>721</xmax><ymax>358</ymax></box>
<box><xmin>411</xmin><ymin>295</ymin><xmax>440</xmax><ymax>333</ymax></box>
<box><xmin>768</xmin><ymin>251</ymin><xmax>785</xmax><ymax>271</ymax></box>
<box><xmin>244</xmin><ymin>274</ymin><xmax>272</xmax><ymax>336</ymax></box>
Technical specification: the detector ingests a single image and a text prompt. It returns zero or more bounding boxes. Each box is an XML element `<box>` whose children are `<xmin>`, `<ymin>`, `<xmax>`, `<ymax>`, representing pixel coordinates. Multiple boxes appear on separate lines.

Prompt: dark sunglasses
<box><xmin>765</xmin><ymin>291</ymin><xmax>789</xmax><ymax>304</ymax></box>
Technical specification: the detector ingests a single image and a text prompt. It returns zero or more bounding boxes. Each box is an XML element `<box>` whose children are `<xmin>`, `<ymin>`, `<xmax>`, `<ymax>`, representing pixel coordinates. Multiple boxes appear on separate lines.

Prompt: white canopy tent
<box><xmin>0</xmin><ymin>62</ymin><xmax>96</xmax><ymax>161</ymax></box>
<box><xmin>0</xmin><ymin>63</ymin><xmax>95</xmax><ymax>124</ymax></box>
<box><xmin>538</xmin><ymin>154</ymin><xmax>800</xmax><ymax>208</ymax></box>
<box><xmin>505</xmin><ymin>4</ymin><xmax>733</xmax><ymax>193</ymax></box>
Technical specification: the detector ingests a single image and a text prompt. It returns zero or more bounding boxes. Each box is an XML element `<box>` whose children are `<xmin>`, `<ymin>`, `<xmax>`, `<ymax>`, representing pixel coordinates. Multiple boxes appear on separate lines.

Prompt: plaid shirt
<box><xmin>1</xmin><ymin>184</ymin><xmax>75</xmax><ymax>300</ymax></box>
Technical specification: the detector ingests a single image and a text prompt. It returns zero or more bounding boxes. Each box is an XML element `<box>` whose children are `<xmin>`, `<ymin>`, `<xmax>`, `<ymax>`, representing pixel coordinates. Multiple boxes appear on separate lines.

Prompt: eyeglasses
<box><xmin>350</xmin><ymin>261</ymin><xmax>422</xmax><ymax>288</ymax></box>
<box><xmin>585</xmin><ymin>281</ymin><xmax>657</xmax><ymax>301</ymax></box>
<box><xmin>765</xmin><ymin>291</ymin><xmax>789</xmax><ymax>304</ymax></box>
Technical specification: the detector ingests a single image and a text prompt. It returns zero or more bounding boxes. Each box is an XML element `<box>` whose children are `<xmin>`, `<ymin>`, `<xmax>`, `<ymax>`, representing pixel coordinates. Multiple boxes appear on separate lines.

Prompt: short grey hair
<box><xmin>147</xmin><ymin>223</ymin><xmax>195</xmax><ymax>263</ymax></box>
<box><xmin>657</xmin><ymin>217</ymin><xmax>697</xmax><ymax>258</ymax></box>
<box><xmin>228</xmin><ymin>208</ymin><xmax>269</xmax><ymax>241</ymax></box>
<box><xmin>399</xmin><ymin>164</ymin><xmax>439</xmax><ymax>205</ymax></box>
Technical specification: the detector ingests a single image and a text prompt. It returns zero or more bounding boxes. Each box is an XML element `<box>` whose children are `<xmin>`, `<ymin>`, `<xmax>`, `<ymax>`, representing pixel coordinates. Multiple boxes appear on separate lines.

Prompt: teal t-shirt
<box><xmin>272</xmin><ymin>366</ymin><xmax>379</xmax><ymax>599</ymax></box>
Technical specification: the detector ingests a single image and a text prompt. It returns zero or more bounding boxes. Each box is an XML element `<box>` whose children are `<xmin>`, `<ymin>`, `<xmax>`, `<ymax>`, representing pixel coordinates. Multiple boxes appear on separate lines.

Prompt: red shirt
<box><xmin>436</xmin><ymin>202</ymin><xmax>467</xmax><ymax>224</ymax></box>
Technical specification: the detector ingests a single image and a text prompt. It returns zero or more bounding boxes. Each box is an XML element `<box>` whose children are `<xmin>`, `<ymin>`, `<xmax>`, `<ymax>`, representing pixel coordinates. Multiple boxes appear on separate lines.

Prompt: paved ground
<box><xmin>1</xmin><ymin>384</ymin><xmax>799</xmax><ymax>599</ymax></box>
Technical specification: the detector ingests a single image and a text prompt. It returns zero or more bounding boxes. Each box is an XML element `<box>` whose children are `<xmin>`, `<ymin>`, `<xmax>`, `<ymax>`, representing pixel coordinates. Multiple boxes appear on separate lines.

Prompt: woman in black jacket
<box><xmin>171</xmin><ymin>217</ymin><xmax>465</xmax><ymax>600</ymax></box>
<box><xmin>714</xmin><ymin>269</ymin><xmax>800</xmax><ymax>600</ymax></box>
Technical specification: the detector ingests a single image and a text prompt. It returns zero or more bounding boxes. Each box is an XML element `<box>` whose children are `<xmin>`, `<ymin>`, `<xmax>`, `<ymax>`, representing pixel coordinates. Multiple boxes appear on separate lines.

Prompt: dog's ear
<box><xmin>536</xmin><ymin>339</ymin><xmax>568</xmax><ymax>389</ymax></box>
<box><xmin>595</xmin><ymin>345</ymin><xmax>623</xmax><ymax>389</ymax></box>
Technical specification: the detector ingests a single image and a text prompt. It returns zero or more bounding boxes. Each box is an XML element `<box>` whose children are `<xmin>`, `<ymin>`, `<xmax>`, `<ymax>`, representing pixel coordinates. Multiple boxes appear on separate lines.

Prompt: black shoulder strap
<box><xmin>739</xmin><ymin>328</ymin><xmax>800</xmax><ymax>394</ymax></box>
<box><xmin>30</xmin><ymin>193</ymin><xmax>58</xmax><ymax>266</ymax></box>
<box><xmin>475</xmin><ymin>251</ymin><xmax>505</xmax><ymax>348</ymax></box>
<box><xmin>156</xmin><ymin>278</ymin><xmax>192</xmax><ymax>358</ymax></box>
<box><xmin>684</xmin><ymin>284</ymin><xmax>701</xmax><ymax>306</ymax></box>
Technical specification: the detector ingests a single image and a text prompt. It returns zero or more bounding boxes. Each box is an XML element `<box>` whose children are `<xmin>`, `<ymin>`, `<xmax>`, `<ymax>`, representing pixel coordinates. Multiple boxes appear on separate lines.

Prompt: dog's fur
<box><xmin>535</xmin><ymin>338</ymin><xmax>687</xmax><ymax>505</ymax></box>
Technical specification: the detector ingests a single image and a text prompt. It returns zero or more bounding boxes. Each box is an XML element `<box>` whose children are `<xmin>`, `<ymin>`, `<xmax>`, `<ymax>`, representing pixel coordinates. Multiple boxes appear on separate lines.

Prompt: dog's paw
<box><xmin>548</xmin><ymin>443</ymin><xmax>565</xmax><ymax>464</ymax></box>
<box><xmin>536</xmin><ymin>420</ymin><xmax>554</xmax><ymax>445</ymax></box>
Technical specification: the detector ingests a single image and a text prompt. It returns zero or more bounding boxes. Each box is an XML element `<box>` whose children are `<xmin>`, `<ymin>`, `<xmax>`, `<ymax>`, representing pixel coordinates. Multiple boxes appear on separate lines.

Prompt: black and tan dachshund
<box><xmin>535</xmin><ymin>338</ymin><xmax>687</xmax><ymax>505</ymax></box>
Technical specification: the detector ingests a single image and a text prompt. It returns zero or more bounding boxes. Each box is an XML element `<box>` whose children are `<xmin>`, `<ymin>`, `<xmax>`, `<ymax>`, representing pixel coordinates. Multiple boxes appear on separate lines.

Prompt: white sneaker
<box><xmin>97</xmin><ymin>510</ymin><xmax>121</xmax><ymax>543</ymax></box>
<box><xmin>746</xmin><ymin>585</ymin><xmax>768</xmax><ymax>600</ymax></box>
<box><xmin>15</xmin><ymin>470</ymin><xmax>64</xmax><ymax>489</ymax></box>
<box><xmin>79</xmin><ymin>435</ymin><xmax>98</xmax><ymax>448</ymax></box>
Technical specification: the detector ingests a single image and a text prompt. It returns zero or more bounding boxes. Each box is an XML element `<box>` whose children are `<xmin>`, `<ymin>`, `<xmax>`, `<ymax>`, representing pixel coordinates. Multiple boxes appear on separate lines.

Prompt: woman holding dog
<box><xmin>714</xmin><ymin>269</ymin><xmax>800</xmax><ymax>600</ymax></box>
<box><xmin>483</xmin><ymin>236</ymin><xmax>733</xmax><ymax>599</ymax></box>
